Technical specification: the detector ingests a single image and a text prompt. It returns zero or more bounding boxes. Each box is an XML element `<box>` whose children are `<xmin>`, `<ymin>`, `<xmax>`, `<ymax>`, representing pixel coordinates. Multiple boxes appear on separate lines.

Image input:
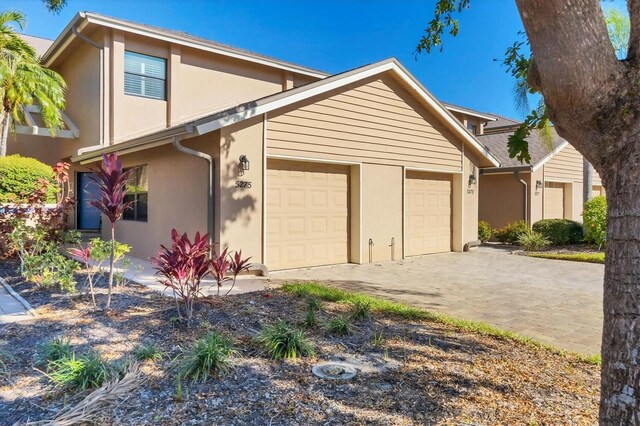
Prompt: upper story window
<box><xmin>124</xmin><ymin>51</ymin><xmax>167</xmax><ymax>100</ymax></box>
<box><xmin>467</xmin><ymin>122</ymin><xmax>477</xmax><ymax>135</ymax></box>
<box><xmin>123</xmin><ymin>166</ymin><xmax>148</xmax><ymax>222</ymax></box>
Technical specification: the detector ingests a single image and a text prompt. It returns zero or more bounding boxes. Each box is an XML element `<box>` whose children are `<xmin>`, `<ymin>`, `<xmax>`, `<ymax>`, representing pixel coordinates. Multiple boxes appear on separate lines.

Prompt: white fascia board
<box><xmin>532</xmin><ymin>140</ymin><xmax>570</xmax><ymax>171</ymax></box>
<box><xmin>15</xmin><ymin>125</ymin><xmax>75</xmax><ymax>139</ymax></box>
<box><xmin>444</xmin><ymin>106</ymin><xmax>498</xmax><ymax>122</ymax></box>
<box><xmin>83</xmin><ymin>14</ymin><xmax>327</xmax><ymax>79</ymax></box>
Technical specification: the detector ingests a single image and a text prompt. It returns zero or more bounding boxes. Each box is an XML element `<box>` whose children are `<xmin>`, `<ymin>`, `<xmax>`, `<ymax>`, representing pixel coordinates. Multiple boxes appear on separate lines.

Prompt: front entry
<box><xmin>77</xmin><ymin>172</ymin><xmax>101</xmax><ymax>230</ymax></box>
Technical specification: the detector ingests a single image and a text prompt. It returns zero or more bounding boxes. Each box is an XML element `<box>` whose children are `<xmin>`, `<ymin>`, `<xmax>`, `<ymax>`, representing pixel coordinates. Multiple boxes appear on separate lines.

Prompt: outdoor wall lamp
<box><xmin>536</xmin><ymin>180</ymin><xmax>543</xmax><ymax>190</ymax></box>
<box><xmin>468</xmin><ymin>174</ymin><xmax>477</xmax><ymax>186</ymax></box>
<box><xmin>239</xmin><ymin>155</ymin><xmax>250</xmax><ymax>171</ymax></box>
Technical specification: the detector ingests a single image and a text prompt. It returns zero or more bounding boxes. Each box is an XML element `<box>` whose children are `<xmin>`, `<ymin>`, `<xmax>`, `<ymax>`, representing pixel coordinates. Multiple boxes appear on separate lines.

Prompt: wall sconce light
<box><xmin>536</xmin><ymin>180</ymin><xmax>543</xmax><ymax>190</ymax></box>
<box><xmin>239</xmin><ymin>155</ymin><xmax>250</xmax><ymax>172</ymax></box>
<box><xmin>468</xmin><ymin>174</ymin><xmax>477</xmax><ymax>186</ymax></box>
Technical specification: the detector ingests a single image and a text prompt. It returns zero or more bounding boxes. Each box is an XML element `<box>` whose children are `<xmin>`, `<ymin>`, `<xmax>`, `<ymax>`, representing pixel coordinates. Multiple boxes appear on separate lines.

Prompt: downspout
<box><xmin>516</xmin><ymin>171</ymin><xmax>528</xmax><ymax>225</ymax></box>
<box><xmin>172</xmin><ymin>137</ymin><xmax>214</xmax><ymax>246</ymax></box>
<box><xmin>73</xmin><ymin>26</ymin><xmax>104</xmax><ymax>154</ymax></box>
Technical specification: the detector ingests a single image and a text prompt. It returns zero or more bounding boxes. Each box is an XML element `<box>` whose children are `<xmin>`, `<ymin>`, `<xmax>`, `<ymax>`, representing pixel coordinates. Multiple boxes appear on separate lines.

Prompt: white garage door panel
<box><xmin>544</xmin><ymin>182</ymin><xmax>565</xmax><ymax>219</ymax></box>
<box><xmin>406</xmin><ymin>171</ymin><xmax>452</xmax><ymax>256</ymax></box>
<box><xmin>267</xmin><ymin>159</ymin><xmax>349</xmax><ymax>270</ymax></box>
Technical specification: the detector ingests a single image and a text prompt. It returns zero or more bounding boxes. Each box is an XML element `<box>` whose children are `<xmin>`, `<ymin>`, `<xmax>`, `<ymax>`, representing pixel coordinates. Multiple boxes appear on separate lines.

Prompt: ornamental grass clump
<box><xmin>37</xmin><ymin>336</ymin><xmax>72</xmax><ymax>364</ymax></box>
<box><xmin>47</xmin><ymin>352</ymin><xmax>111</xmax><ymax>391</ymax></box>
<box><xmin>178</xmin><ymin>332</ymin><xmax>237</xmax><ymax>383</ymax></box>
<box><xmin>257</xmin><ymin>321</ymin><xmax>315</xmax><ymax>359</ymax></box>
<box><xmin>517</xmin><ymin>229</ymin><xmax>551</xmax><ymax>252</ymax></box>
<box><xmin>133</xmin><ymin>344</ymin><xmax>164</xmax><ymax>362</ymax></box>
<box><xmin>350</xmin><ymin>299</ymin><xmax>372</xmax><ymax>320</ymax></box>
<box><xmin>326</xmin><ymin>316</ymin><xmax>351</xmax><ymax>335</ymax></box>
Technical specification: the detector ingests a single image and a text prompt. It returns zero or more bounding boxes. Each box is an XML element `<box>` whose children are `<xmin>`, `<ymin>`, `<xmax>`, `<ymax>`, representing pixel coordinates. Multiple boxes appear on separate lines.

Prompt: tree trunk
<box><xmin>584</xmin><ymin>158</ymin><xmax>594</xmax><ymax>205</ymax></box>
<box><xmin>0</xmin><ymin>111</ymin><xmax>11</xmax><ymax>157</ymax></box>
<box><xmin>599</xmin><ymin>161</ymin><xmax>640</xmax><ymax>424</ymax></box>
<box><xmin>105</xmin><ymin>224</ymin><xmax>115</xmax><ymax>310</ymax></box>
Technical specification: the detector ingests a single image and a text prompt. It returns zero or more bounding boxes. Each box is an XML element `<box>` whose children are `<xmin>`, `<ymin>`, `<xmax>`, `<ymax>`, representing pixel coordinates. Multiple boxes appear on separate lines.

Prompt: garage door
<box><xmin>544</xmin><ymin>182</ymin><xmax>565</xmax><ymax>219</ymax></box>
<box><xmin>266</xmin><ymin>159</ymin><xmax>349</xmax><ymax>270</ymax></box>
<box><xmin>405</xmin><ymin>171</ymin><xmax>452</xmax><ymax>256</ymax></box>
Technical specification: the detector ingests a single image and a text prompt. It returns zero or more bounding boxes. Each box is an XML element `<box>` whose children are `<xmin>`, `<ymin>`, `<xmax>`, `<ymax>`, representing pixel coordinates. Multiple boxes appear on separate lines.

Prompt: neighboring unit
<box><xmin>11</xmin><ymin>12</ymin><xmax>500</xmax><ymax>271</ymax></box>
<box><xmin>446</xmin><ymin>110</ymin><xmax>604</xmax><ymax>230</ymax></box>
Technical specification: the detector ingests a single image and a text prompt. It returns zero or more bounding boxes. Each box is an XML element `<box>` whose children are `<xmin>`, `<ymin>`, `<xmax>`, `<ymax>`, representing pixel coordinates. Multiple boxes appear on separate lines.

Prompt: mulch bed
<box><xmin>0</xmin><ymin>259</ymin><xmax>600</xmax><ymax>425</ymax></box>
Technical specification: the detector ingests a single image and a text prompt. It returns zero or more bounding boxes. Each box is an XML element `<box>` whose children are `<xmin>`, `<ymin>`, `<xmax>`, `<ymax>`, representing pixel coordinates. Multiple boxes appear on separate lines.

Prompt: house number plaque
<box><xmin>235</xmin><ymin>180</ymin><xmax>252</xmax><ymax>189</ymax></box>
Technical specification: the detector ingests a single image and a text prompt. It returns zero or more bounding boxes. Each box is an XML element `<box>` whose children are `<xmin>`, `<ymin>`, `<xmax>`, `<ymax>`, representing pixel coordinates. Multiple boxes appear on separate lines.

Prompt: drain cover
<box><xmin>312</xmin><ymin>362</ymin><xmax>357</xmax><ymax>380</ymax></box>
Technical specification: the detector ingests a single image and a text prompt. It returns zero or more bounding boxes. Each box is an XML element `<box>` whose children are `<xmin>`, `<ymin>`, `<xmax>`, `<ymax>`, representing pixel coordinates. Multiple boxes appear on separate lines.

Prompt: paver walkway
<box><xmin>0</xmin><ymin>279</ymin><xmax>36</xmax><ymax>324</ymax></box>
<box><xmin>272</xmin><ymin>245</ymin><xmax>603</xmax><ymax>355</ymax></box>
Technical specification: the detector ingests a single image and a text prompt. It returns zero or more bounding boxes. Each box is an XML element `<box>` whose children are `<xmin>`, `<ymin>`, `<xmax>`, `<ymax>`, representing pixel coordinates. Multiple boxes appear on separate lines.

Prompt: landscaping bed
<box><xmin>0</xmin><ymin>259</ymin><xmax>600</xmax><ymax>425</ymax></box>
<box><xmin>514</xmin><ymin>245</ymin><xmax>605</xmax><ymax>264</ymax></box>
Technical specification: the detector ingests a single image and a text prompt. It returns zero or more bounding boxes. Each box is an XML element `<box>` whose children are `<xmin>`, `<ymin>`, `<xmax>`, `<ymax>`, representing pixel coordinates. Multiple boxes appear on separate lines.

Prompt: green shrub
<box><xmin>23</xmin><ymin>244</ymin><xmax>78</xmax><ymax>293</ymax></box>
<box><xmin>256</xmin><ymin>321</ymin><xmax>315</xmax><ymax>359</ymax></box>
<box><xmin>0</xmin><ymin>155</ymin><xmax>55</xmax><ymax>202</ymax></box>
<box><xmin>350</xmin><ymin>299</ymin><xmax>372</xmax><ymax>320</ymax></box>
<box><xmin>517</xmin><ymin>229</ymin><xmax>551</xmax><ymax>251</ymax></box>
<box><xmin>307</xmin><ymin>297</ymin><xmax>321</xmax><ymax>312</ymax></box>
<box><xmin>583</xmin><ymin>196</ymin><xmax>607</xmax><ymax>246</ymax></box>
<box><xmin>37</xmin><ymin>337</ymin><xmax>72</xmax><ymax>364</ymax></box>
<box><xmin>478</xmin><ymin>220</ymin><xmax>493</xmax><ymax>242</ymax></box>
<box><xmin>532</xmin><ymin>219</ymin><xmax>584</xmax><ymax>245</ymax></box>
<box><xmin>326</xmin><ymin>316</ymin><xmax>351</xmax><ymax>335</ymax></box>
<box><xmin>494</xmin><ymin>220</ymin><xmax>529</xmax><ymax>244</ymax></box>
<box><xmin>47</xmin><ymin>352</ymin><xmax>110</xmax><ymax>390</ymax></box>
<box><xmin>133</xmin><ymin>344</ymin><xmax>164</xmax><ymax>362</ymax></box>
<box><xmin>179</xmin><ymin>332</ymin><xmax>237</xmax><ymax>383</ymax></box>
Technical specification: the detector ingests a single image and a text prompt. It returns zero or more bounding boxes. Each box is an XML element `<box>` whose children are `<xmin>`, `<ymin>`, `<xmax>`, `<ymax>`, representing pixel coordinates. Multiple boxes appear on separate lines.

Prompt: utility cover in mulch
<box><xmin>0</xmin><ymin>259</ymin><xmax>599</xmax><ymax>425</ymax></box>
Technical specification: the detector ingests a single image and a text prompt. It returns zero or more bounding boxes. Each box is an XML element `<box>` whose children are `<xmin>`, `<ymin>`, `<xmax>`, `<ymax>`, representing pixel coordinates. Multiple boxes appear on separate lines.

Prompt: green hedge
<box><xmin>0</xmin><ymin>155</ymin><xmax>54</xmax><ymax>202</ymax></box>
<box><xmin>583</xmin><ymin>196</ymin><xmax>607</xmax><ymax>246</ymax></box>
<box><xmin>532</xmin><ymin>219</ymin><xmax>584</xmax><ymax>245</ymax></box>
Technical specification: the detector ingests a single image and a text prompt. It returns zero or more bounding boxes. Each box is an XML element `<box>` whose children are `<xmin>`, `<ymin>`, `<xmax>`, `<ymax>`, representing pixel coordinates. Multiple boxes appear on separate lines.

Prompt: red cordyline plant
<box><xmin>68</xmin><ymin>245</ymin><xmax>96</xmax><ymax>309</ymax></box>
<box><xmin>151</xmin><ymin>229</ymin><xmax>211</xmax><ymax>324</ymax></box>
<box><xmin>89</xmin><ymin>153</ymin><xmax>136</xmax><ymax>310</ymax></box>
<box><xmin>210</xmin><ymin>247</ymin><xmax>252</xmax><ymax>296</ymax></box>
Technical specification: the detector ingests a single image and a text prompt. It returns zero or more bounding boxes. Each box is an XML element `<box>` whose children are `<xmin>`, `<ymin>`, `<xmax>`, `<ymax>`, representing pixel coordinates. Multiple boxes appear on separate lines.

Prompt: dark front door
<box><xmin>77</xmin><ymin>172</ymin><xmax>101</xmax><ymax>230</ymax></box>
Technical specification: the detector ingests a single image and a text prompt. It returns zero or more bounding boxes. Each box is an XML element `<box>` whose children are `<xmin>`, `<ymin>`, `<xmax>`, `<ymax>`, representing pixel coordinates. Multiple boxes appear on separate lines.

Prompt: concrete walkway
<box><xmin>0</xmin><ymin>278</ymin><xmax>36</xmax><ymax>324</ymax></box>
<box><xmin>72</xmin><ymin>254</ymin><xmax>270</xmax><ymax>297</ymax></box>
<box><xmin>272</xmin><ymin>245</ymin><xmax>604</xmax><ymax>355</ymax></box>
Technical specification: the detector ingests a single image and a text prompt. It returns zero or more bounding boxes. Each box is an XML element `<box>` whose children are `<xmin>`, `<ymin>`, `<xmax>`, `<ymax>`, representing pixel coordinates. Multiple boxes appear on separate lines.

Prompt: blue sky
<box><xmin>8</xmin><ymin>0</ymin><xmax>628</xmax><ymax>119</ymax></box>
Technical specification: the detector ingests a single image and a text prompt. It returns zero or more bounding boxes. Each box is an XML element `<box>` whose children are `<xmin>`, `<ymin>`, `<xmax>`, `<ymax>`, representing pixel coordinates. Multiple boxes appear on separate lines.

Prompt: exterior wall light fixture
<box><xmin>468</xmin><ymin>174</ymin><xmax>477</xmax><ymax>186</ymax></box>
<box><xmin>536</xmin><ymin>180</ymin><xmax>543</xmax><ymax>190</ymax></box>
<box><xmin>239</xmin><ymin>155</ymin><xmax>250</xmax><ymax>171</ymax></box>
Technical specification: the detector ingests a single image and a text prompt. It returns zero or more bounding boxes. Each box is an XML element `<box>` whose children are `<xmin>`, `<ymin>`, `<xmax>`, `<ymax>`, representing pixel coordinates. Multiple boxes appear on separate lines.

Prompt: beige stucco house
<box><xmin>443</xmin><ymin>111</ymin><xmax>604</xmax><ymax>231</ymax></box>
<box><xmin>11</xmin><ymin>12</ymin><xmax>505</xmax><ymax>271</ymax></box>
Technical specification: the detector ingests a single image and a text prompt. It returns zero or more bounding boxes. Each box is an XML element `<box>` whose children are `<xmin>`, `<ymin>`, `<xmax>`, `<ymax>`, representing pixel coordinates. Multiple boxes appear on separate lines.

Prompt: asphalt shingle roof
<box><xmin>478</xmin><ymin>127</ymin><xmax>566</xmax><ymax>168</ymax></box>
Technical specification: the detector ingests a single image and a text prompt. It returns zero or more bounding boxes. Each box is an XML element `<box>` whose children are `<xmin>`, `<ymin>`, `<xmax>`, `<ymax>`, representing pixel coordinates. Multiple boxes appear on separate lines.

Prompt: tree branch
<box><xmin>628</xmin><ymin>0</ymin><xmax>640</xmax><ymax>62</ymax></box>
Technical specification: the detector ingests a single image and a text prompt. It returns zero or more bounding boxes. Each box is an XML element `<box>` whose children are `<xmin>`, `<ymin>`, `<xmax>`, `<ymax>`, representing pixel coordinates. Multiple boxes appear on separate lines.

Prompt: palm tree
<box><xmin>0</xmin><ymin>11</ymin><xmax>66</xmax><ymax>157</ymax></box>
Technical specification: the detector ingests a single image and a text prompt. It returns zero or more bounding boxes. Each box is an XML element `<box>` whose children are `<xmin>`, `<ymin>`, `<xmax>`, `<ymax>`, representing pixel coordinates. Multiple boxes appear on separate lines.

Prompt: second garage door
<box><xmin>544</xmin><ymin>182</ymin><xmax>565</xmax><ymax>219</ymax></box>
<box><xmin>405</xmin><ymin>171</ymin><xmax>452</xmax><ymax>256</ymax></box>
<box><xmin>266</xmin><ymin>159</ymin><xmax>349</xmax><ymax>270</ymax></box>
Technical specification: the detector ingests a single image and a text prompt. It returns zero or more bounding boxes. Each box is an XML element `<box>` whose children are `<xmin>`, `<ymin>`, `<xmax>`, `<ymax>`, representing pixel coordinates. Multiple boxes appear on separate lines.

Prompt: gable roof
<box><xmin>19</xmin><ymin>34</ymin><xmax>54</xmax><ymax>58</ymax></box>
<box><xmin>478</xmin><ymin>127</ymin><xmax>568</xmax><ymax>169</ymax></box>
<box><xmin>72</xmin><ymin>57</ymin><xmax>501</xmax><ymax>167</ymax></box>
<box><xmin>42</xmin><ymin>12</ymin><xmax>328</xmax><ymax>78</ymax></box>
<box><xmin>443</xmin><ymin>102</ymin><xmax>498</xmax><ymax>122</ymax></box>
<box><xmin>484</xmin><ymin>114</ymin><xmax>521</xmax><ymax>131</ymax></box>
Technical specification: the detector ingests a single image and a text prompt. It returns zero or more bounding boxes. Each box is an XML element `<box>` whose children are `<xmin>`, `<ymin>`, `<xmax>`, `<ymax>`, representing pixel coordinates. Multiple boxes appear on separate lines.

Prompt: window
<box><xmin>467</xmin><ymin>122</ymin><xmax>477</xmax><ymax>135</ymax></box>
<box><xmin>123</xmin><ymin>166</ymin><xmax>148</xmax><ymax>222</ymax></box>
<box><xmin>124</xmin><ymin>51</ymin><xmax>166</xmax><ymax>100</ymax></box>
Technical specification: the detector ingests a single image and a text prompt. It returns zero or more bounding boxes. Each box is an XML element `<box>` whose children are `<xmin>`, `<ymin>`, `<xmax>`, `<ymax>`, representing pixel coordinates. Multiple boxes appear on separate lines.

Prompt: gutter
<box><xmin>172</xmin><ymin>137</ymin><xmax>214</xmax><ymax>247</ymax></box>
<box><xmin>516</xmin><ymin>171</ymin><xmax>528</xmax><ymax>225</ymax></box>
<box><xmin>72</xmin><ymin>24</ymin><xmax>104</xmax><ymax>154</ymax></box>
<box><xmin>481</xmin><ymin>165</ymin><xmax>532</xmax><ymax>175</ymax></box>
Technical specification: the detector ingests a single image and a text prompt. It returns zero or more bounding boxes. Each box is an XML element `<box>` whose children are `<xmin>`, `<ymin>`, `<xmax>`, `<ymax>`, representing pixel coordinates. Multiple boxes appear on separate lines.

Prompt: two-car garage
<box><xmin>266</xmin><ymin>159</ymin><xmax>454</xmax><ymax>270</ymax></box>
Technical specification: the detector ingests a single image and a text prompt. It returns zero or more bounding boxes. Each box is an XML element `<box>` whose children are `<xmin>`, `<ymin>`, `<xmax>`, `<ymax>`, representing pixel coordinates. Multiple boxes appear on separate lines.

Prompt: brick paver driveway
<box><xmin>272</xmin><ymin>246</ymin><xmax>603</xmax><ymax>355</ymax></box>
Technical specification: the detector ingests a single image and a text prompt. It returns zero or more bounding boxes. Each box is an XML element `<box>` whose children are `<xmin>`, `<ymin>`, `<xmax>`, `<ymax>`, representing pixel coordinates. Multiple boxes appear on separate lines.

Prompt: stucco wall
<box><xmin>479</xmin><ymin>172</ymin><xmax>526</xmax><ymax>230</ymax></box>
<box><xmin>361</xmin><ymin>164</ymin><xmax>403</xmax><ymax>262</ymax></box>
<box><xmin>463</xmin><ymin>153</ymin><xmax>480</xmax><ymax>244</ymax></box>
<box><xmin>218</xmin><ymin>116</ymin><xmax>264</xmax><ymax>263</ymax></box>
<box><xmin>528</xmin><ymin>167</ymin><xmax>544</xmax><ymax>225</ymax></box>
<box><xmin>98</xmin><ymin>134</ymin><xmax>216</xmax><ymax>259</ymax></box>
